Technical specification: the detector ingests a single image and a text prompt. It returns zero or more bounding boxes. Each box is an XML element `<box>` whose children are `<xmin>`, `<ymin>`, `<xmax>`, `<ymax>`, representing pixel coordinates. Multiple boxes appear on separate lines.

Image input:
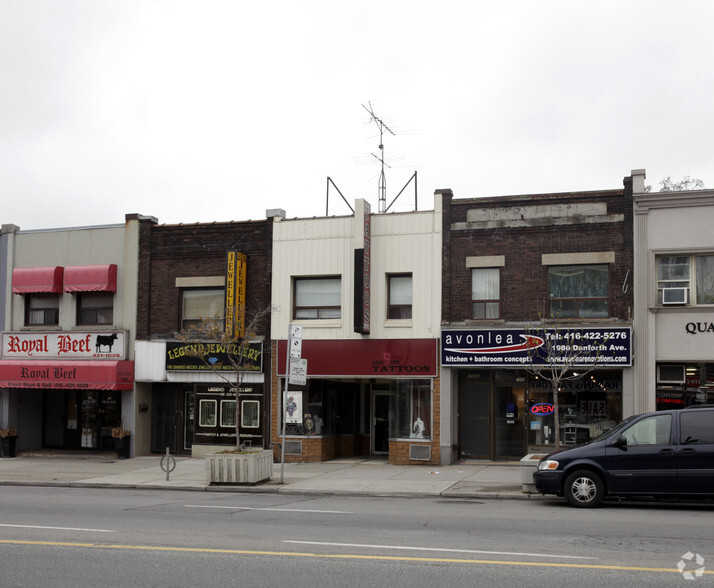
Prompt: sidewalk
<box><xmin>0</xmin><ymin>453</ymin><xmax>542</xmax><ymax>500</ymax></box>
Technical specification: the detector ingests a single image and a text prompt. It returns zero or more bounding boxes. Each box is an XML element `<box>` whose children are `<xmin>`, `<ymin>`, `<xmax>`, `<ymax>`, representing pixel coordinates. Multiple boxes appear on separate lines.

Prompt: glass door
<box><xmin>493</xmin><ymin>385</ymin><xmax>525</xmax><ymax>460</ymax></box>
<box><xmin>371</xmin><ymin>392</ymin><xmax>391</xmax><ymax>454</ymax></box>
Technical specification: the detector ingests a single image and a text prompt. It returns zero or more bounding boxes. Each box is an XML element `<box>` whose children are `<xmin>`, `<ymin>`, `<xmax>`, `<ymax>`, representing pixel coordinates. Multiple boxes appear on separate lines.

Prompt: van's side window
<box><xmin>622</xmin><ymin>414</ymin><xmax>672</xmax><ymax>446</ymax></box>
<box><xmin>680</xmin><ymin>412</ymin><xmax>713</xmax><ymax>444</ymax></box>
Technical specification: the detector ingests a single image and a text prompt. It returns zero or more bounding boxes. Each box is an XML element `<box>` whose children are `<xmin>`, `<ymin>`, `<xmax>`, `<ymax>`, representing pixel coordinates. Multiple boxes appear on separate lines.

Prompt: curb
<box><xmin>0</xmin><ymin>479</ymin><xmax>541</xmax><ymax>500</ymax></box>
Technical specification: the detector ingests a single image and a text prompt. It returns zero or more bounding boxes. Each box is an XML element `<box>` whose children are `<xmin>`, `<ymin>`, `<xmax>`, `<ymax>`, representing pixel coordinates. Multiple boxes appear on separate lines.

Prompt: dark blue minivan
<box><xmin>532</xmin><ymin>406</ymin><xmax>714</xmax><ymax>507</ymax></box>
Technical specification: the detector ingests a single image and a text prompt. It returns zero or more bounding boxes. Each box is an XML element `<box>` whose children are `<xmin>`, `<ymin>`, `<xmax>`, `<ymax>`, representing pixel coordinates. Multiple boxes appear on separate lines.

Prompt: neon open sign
<box><xmin>530</xmin><ymin>402</ymin><xmax>555</xmax><ymax>416</ymax></box>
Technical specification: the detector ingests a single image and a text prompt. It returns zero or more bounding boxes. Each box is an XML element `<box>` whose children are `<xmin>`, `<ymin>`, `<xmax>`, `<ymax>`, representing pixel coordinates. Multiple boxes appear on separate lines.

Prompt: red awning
<box><xmin>0</xmin><ymin>360</ymin><xmax>134</xmax><ymax>390</ymax></box>
<box><xmin>64</xmin><ymin>264</ymin><xmax>118</xmax><ymax>293</ymax></box>
<box><xmin>12</xmin><ymin>267</ymin><xmax>64</xmax><ymax>294</ymax></box>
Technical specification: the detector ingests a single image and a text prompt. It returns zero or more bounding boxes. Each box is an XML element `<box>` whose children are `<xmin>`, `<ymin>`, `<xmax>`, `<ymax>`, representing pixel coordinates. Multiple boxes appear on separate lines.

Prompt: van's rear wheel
<box><xmin>564</xmin><ymin>470</ymin><xmax>604</xmax><ymax>508</ymax></box>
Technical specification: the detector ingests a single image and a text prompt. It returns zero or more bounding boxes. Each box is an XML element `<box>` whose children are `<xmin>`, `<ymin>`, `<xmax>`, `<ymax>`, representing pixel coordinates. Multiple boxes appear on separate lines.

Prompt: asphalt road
<box><xmin>0</xmin><ymin>487</ymin><xmax>712</xmax><ymax>586</ymax></box>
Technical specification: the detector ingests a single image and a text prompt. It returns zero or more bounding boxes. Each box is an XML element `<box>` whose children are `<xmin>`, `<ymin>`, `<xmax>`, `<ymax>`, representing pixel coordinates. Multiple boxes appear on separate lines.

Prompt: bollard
<box><xmin>160</xmin><ymin>446</ymin><xmax>176</xmax><ymax>481</ymax></box>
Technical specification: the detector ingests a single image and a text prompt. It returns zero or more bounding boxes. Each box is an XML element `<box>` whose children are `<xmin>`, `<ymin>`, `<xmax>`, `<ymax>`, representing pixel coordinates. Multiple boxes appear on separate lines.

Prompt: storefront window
<box><xmin>241</xmin><ymin>400</ymin><xmax>260</xmax><ymax>428</ymax></box>
<box><xmin>389</xmin><ymin>379</ymin><xmax>432</xmax><ymax>439</ymax></box>
<box><xmin>220</xmin><ymin>400</ymin><xmax>236</xmax><ymax>427</ymax></box>
<box><xmin>199</xmin><ymin>399</ymin><xmax>217</xmax><ymax>427</ymax></box>
<box><xmin>656</xmin><ymin>363</ymin><xmax>714</xmax><ymax>409</ymax></box>
<box><xmin>527</xmin><ymin>372</ymin><xmax>622</xmax><ymax>447</ymax></box>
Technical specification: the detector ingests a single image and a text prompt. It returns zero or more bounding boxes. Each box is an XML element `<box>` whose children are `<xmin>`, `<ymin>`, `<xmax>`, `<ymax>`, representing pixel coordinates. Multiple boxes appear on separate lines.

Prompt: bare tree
<box><xmin>524</xmin><ymin>320</ymin><xmax>617</xmax><ymax>449</ymax></box>
<box><xmin>644</xmin><ymin>176</ymin><xmax>705</xmax><ymax>193</ymax></box>
<box><xmin>176</xmin><ymin>304</ymin><xmax>273</xmax><ymax>449</ymax></box>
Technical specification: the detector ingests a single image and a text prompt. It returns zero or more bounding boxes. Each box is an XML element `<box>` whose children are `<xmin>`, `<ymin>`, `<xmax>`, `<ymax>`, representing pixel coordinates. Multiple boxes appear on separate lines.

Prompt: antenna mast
<box><xmin>362</xmin><ymin>102</ymin><xmax>395</xmax><ymax>213</ymax></box>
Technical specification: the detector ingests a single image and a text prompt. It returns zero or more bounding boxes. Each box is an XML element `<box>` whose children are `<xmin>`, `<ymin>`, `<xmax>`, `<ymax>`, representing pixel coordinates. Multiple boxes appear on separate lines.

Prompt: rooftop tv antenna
<box><xmin>362</xmin><ymin>102</ymin><xmax>395</xmax><ymax>213</ymax></box>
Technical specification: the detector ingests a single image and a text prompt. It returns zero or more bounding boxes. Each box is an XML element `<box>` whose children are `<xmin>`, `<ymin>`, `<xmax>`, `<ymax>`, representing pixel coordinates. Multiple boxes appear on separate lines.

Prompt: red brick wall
<box><xmin>441</xmin><ymin>183</ymin><xmax>634</xmax><ymax>324</ymax></box>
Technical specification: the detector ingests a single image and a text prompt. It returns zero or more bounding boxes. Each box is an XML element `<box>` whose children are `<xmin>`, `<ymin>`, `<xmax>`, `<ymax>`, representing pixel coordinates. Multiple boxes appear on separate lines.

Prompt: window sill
<box><xmin>292</xmin><ymin>319</ymin><xmax>342</xmax><ymax>329</ymax></box>
<box><xmin>384</xmin><ymin>319</ymin><xmax>413</xmax><ymax>328</ymax></box>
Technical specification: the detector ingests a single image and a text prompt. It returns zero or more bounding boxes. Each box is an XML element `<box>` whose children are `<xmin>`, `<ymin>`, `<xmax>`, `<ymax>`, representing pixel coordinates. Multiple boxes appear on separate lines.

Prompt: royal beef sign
<box><xmin>1</xmin><ymin>331</ymin><xmax>127</xmax><ymax>360</ymax></box>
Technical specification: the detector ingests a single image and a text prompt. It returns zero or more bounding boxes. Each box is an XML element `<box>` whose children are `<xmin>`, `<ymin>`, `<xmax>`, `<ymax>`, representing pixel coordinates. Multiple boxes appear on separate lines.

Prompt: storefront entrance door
<box><xmin>152</xmin><ymin>387</ymin><xmax>193</xmax><ymax>455</ymax></box>
<box><xmin>458</xmin><ymin>383</ymin><xmax>490</xmax><ymax>459</ymax></box>
<box><xmin>459</xmin><ymin>373</ymin><xmax>526</xmax><ymax>461</ymax></box>
<box><xmin>372</xmin><ymin>392</ymin><xmax>391</xmax><ymax>454</ymax></box>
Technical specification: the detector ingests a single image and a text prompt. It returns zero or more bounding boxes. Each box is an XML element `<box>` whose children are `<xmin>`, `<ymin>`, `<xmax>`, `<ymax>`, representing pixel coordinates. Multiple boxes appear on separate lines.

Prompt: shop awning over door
<box><xmin>11</xmin><ymin>267</ymin><xmax>64</xmax><ymax>294</ymax></box>
<box><xmin>0</xmin><ymin>360</ymin><xmax>134</xmax><ymax>390</ymax></box>
<box><xmin>64</xmin><ymin>264</ymin><xmax>118</xmax><ymax>292</ymax></box>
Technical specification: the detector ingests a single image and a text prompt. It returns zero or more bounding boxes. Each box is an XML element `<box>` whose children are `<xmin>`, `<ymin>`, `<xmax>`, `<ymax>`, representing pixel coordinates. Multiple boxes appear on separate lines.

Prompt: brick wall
<box><xmin>140</xmin><ymin>220</ymin><xmax>273</xmax><ymax>338</ymax></box>
<box><xmin>441</xmin><ymin>183</ymin><xmax>634</xmax><ymax>324</ymax></box>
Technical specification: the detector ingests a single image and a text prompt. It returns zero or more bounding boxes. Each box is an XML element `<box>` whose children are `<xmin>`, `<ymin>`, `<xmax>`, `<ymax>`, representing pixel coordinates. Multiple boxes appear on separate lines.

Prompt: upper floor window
<box><xmin>294</xmin><ymin>277</ymin><xmax>341</xmax><ymax>319</ymax></box>
<box><xmin>77</xmin><ymin>293</ymin><xmax>114</xmax><ymax>325</ymax></box>
<box><xmin>657</xmin><ymin>255</ymin><xmax>714</xmax><ymax>305</ymax></box>
<box><xmin>181</xmin><ymin>288</ymin><xmax>225</xmax><ymax>331</ymax></box>
<box><xmin>472</xmin><ymin>268</ymin><xmax>500</xmax><ymax>319</ymax></box>
<box><xmin>388</xmin><ymin>274</ymin><xmax>412</xmax><ymax>319</ymax></box>
<box><xmin>548</xmin><ymin>264</ymin><xmax>608</xmax><ymax>318</ymax></box>
<box><xmin>26</xmin><ymin>294</ymin><xmax>59</xmax><ymax>326</ymax></box>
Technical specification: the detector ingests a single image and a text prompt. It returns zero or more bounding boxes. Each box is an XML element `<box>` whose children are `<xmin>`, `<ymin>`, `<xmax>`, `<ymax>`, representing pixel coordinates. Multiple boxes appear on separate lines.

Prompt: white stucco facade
<box><xmin>632</xmin><ymin>169</ymin><xmax>714</xmax><ymax>412</ymax></box>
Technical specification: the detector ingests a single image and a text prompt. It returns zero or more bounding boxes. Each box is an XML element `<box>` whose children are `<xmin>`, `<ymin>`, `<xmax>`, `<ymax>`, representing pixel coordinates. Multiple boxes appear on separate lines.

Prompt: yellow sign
<box><xmin>225</xmin><ymin>251</ymin><xmax>247</xmax><ymax>338</ymax></box>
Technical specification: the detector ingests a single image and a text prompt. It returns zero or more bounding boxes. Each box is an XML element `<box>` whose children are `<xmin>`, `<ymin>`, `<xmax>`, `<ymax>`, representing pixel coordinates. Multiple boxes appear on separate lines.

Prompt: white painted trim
<box><xmin>175</xmin><ymin>276</ymin><xmax>225</xmax><ymax>288</ymax></box>
<box><xmin>466</xmin><ymin>255</ymin><xmax>505</xmax><ymax>268</ymax></box>
<box><xmin>541</xmin><ymin>252</ymin><xmax>615</xmax><ymax>265</ymax></box>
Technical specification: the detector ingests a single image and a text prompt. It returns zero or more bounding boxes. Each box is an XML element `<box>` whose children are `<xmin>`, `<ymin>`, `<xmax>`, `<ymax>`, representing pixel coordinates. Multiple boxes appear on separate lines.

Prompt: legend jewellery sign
<box><xmin>2</xmin><ymin>331</ymin><xmax>126</xmax><ymax>360</ymax></box>
<box><xmin>441</xmin><ymin>327</ymin><xmax>632</xmax><ymax>367</ymax></box>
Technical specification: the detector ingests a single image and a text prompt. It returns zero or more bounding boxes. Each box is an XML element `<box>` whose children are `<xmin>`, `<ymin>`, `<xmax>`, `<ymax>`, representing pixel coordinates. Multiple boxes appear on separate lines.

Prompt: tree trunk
<box><xmin>553</xmin><ymin>382</ymin><xmax>561</xmax><ymax>449</ymax></box>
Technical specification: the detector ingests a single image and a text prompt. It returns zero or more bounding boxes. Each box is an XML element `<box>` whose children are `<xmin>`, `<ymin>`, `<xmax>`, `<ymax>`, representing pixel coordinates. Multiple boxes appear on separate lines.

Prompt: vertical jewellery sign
<box><xmin>225</xmin><ymin>251</ymin><xmax>247</xmax><ymax>338</ymax></box>
<box><xmin>353</xmin><ymin>199</ymin><xmax>371</xmax><ymax>334</ymax></box>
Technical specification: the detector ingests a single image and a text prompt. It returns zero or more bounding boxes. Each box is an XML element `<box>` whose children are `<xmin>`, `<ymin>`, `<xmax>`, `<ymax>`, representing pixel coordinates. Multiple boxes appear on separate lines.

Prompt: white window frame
<box><xmin>387</xmin><ymin>274</ymin><xmax>412</xmax><ymax>319</ymax></box>
<box><xmin>199</xmin><ymin>399</ymin><xmax>217</xmax><ymax>427</ymax></box>
<box><xmin>656</xmin><ymin>254</ymin><xmax>714</xmax><ymax>306</ymax></box>
<box><xmin>181</xmin><ymin>288</ymin><xmax>225</xmax><ymax>331</ymax></box>
<box><xmin>294</xmin><ymin>276</ymin><xmax>341</xmax><ymax>319</ymax></box>
<box><xmin>220</xmin><ymin>399</ymin><xmax>236</xmax><ymax>428</ymax></box>
<box><xmin>471</xmin><ymin>268</ymin><xmax>500</xmax><ymax>319</ymax></box>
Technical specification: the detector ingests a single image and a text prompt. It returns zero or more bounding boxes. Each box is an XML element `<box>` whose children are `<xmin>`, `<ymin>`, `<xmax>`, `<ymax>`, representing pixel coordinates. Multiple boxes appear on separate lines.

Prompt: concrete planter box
<box><xmin>520</xmin><ymin>453</ymin><xmax>547</xmax><ymax>493</ymax></box>
<box><xmin>205</xmin><ymin>449</ymin><xmax>273</xmax><ymax>485</ymax></box>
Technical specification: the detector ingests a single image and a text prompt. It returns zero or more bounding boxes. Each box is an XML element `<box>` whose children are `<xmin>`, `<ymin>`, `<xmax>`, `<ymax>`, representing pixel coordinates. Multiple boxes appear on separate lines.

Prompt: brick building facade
<box><xmin>439</xmin><ymin>178</ymin><xmax>635</xmax><ymax>463</ymax></box>
<box><xmin>133</xmin><ymin>213</ymin><xmax>277</xmax><ymax>457</ymax></box>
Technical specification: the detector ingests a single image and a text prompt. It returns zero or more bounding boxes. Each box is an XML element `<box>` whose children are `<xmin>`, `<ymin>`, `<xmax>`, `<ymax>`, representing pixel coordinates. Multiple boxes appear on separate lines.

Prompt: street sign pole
<box><xmin>280</xmin><ymin>324</ymin><xmax>303</xmax><ymax>484</ymax></box>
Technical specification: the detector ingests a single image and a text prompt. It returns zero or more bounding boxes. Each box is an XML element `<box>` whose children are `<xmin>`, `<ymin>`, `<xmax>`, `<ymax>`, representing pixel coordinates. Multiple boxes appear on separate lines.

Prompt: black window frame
<box><xmin>76</xmin><ymin>292</ymin><xmax>114</xmax><ymax>325</ymax></box>
<box><xmin>25</xmin><ymin>294</ymin><xmax>60</xmax><ymax>326</ymax></box>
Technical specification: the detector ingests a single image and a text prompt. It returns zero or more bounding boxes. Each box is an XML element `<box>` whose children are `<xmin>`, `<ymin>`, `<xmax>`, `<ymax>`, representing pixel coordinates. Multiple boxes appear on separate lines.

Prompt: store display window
<box><xmin>527</xmin><ymin>371</ymin><xmax>622</xmax><ymax>447</ymax></box>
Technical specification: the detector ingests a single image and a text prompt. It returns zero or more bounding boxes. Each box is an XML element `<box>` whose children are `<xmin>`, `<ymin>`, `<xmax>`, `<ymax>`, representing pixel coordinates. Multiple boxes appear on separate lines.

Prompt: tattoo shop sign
<box><xmin>441</xmin><ymin>327</ymin><xmax>632</xmax><ymax>368</ymax></box>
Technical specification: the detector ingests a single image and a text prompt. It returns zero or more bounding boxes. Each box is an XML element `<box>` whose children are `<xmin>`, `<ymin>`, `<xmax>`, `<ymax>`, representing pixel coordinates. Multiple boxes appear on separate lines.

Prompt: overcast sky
<box><xmin>2</xmin><ymin>1</ymin><xmax>713</xmax><ymax>230</ymax></box>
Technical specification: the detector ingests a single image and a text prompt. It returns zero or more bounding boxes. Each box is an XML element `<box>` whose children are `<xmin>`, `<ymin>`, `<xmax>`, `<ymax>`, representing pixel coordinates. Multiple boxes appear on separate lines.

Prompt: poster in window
<box><xmin>285</xmin><ymin>391</ymin><xmax>302</xmax><ymax>424</ymax></box>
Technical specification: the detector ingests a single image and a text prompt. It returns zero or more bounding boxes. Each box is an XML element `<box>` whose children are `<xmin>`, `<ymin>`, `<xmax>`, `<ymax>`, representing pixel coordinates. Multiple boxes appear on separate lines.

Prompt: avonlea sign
<box><xmin>441</xmin><ymin>328</ymin><xmax>632</xmax><ymax>367</ymax></box>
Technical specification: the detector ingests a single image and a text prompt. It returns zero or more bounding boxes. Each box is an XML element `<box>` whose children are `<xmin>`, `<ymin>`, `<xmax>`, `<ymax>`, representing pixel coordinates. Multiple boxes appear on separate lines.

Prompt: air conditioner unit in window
<box><xmin>662</xmin><ymin>287</ymin><xmax>689</xmax><ymax>305</ymax></box>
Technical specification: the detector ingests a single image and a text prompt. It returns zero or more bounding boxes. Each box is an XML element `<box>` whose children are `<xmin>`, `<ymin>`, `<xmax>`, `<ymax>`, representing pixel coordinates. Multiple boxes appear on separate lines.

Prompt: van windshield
<box><xmin>590</xmin><ymin>414</ymin><xmax>638</xmax><ymax>442</ymax></box>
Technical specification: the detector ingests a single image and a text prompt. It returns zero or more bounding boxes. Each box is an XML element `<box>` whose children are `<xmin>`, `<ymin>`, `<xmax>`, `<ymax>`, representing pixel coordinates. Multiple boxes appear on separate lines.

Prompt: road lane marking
<box><xmin>0</xmin><ymin>539</ymin><xmax>706</xmax><ymax>575</ymax></box>
<box><xmin>284</xmin><ymin>540</ymin><xmax>597</xmax><ymax>560</ymax></box>
<box><xmin>184</xmin><ymin>505</ymin><xmax>353</xmax><ymax>514</ymax></box>
<box><xmin>0</xmin><ymin>524</ymin><xmax>114</xmax><ymax>533</ymax></box>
